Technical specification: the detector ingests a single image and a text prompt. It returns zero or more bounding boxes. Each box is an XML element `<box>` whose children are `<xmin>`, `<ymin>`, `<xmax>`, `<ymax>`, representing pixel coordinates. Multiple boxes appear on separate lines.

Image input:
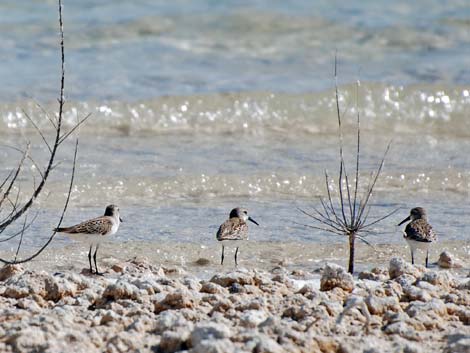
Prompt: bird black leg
<box><xmin>220</xmin><ymin>245</ymin><xmax>225</xmax><ymax>265</ymax></box>
<box><xmin>411</xmin><ymin>250</ymin><xmax>414</xmax><ymax>265</ymax></box>
<box><xmin>425</xmin><ymin>250</ymin><xmax>429</xmax><ymax>268</ymax></box>
<box><xmin>235</xmin><ymin>247</ymin><xmax>239</xmax><ymax>266</ymax></box>
<box><xmin>93</xmin><ymin>244</ymin><xmax>103</xmax><ymax>276</ymax></box>
<box><xmin>88</xmin><ymin>245</ymin><xmax>93</xmax><ymax>274</ymax></box>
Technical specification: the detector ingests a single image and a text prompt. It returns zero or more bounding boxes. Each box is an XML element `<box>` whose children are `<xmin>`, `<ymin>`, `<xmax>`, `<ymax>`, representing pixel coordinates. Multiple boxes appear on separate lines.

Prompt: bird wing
<box><xmin>405</xmin><ymin>219</ymin><xmax>437</xmax><ymax>242</ymax></box>
<box><xmin>61</xmin><ymin>216</ymin><xmax>114</xmax><ymax>235</ymax></box>
<box><xmin>216</xmin><ymin>218</ymin><xmax>248</xmax><ymax>241</ymax></box>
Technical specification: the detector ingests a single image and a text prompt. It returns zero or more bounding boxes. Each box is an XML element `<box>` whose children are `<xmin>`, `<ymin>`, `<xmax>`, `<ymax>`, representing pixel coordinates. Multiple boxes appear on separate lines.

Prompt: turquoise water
<box><xmin>0</xmin><ymin>0</ymin><xmax>468</xmax><ymax>100</ymax></box>
<box><xmin>0</xmin><ymin>1</ymin><xmax>469</xmax><ymax>255</ymax></box>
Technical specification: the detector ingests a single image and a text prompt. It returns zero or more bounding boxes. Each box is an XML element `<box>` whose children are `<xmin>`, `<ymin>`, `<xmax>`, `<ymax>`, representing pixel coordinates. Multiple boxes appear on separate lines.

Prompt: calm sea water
<box><xmin>0</xmin><ymin>1</ymin><xmax>469</xmax><ymax>256</ymax></box>
<box><xmin>1</xmin><ymin>0</ymin><xmax>469</xmax><ymax>100</ymax></box>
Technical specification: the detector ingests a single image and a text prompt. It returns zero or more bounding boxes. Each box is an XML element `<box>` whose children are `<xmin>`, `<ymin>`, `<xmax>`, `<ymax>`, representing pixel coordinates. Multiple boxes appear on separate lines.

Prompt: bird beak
<box><xmin>119</xmin><ymin>217</ymin><xmax>123</xmax><ymax>222</ymax></box>
<box><xmin>248</xmin><ymin>217</ymin><xmax>259</xmax><ymax>226</ymax></box>
<box><xmin>397</xmin><ymin>215</ymin><xmax>410</xmax><ymax>226</ymax></box>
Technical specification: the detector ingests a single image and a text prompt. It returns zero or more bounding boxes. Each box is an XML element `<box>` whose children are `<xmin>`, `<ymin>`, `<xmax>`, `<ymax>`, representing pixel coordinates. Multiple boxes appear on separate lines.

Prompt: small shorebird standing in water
<box><xmin>54</xmin><ymin>205</ymin><xmax>123</xmax><ymax>275</ymax></box>
<box><xmin>216</xmin><ymin>207</ymin><xmax>259</xmax><ymax>266</ymax></box>
<box><xmin>398</xmin><ymin>207</ymin><xmax>436</xmax><ymax>267</ymax></box>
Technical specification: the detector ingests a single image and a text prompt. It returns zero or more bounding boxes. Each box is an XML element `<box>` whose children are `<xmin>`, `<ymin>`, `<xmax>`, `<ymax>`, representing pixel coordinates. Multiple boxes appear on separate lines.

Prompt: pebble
<box><xmin>320</xmin><ymin>263</ymin><xmax>355</xmax><ymax>292</ymax></box>
<box><xmin>0</xmin><ymin>258</ymin><xmax>468</xmax><ymax>353</ymax></box>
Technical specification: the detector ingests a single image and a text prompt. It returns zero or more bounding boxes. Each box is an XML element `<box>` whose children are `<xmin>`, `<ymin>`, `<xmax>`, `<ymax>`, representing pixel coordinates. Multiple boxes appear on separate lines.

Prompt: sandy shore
<box><xmin>0</xmin><ymin>240</ymin><xmax>469</xmax><ymax>353</ymax></box>
<box><xmin>3</xmin><ymin>239</ymin><xmax>470</xmax><ymax>276</ymax></box>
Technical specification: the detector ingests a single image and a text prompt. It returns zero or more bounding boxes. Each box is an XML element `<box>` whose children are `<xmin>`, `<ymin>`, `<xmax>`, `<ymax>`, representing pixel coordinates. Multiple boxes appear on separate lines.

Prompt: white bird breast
<box><xmin>405</xmin><ymin>238</ymin><xmax>431</xmax><ymax>253</ymax></box>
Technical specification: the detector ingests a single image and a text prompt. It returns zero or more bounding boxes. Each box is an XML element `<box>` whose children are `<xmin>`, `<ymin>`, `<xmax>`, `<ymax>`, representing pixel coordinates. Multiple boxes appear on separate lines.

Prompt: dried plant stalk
<box><xmin>0</xmin><ymin>0</ymin><xmax>87</xmax><ymax>264</ymax></box>
<box><xmin>300</xmin><ymin>56</ymin><xmax>396</xmax><ymax>273</ymax></box>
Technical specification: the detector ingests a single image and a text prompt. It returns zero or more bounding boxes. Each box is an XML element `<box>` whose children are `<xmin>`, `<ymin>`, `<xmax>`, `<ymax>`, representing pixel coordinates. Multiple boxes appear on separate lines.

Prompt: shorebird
<box><xmin>54</xmin><ymin>205</ymin><xmax>123</xmax><ymax>275</ymax></box>
<box><xmin>216</xmin><ymin>207</ymin><xmax>259</xmax><ymax>266</ymax></box>
<box><xmin>398</xmin><ymin>207</ymin><xmax>436</xmax><ymax>267</ymax></box>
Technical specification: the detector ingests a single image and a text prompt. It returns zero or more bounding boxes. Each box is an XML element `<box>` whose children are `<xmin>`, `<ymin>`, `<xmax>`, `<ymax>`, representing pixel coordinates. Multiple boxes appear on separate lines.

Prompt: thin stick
<box><xmin>352</xmin><ymin>80</ymin><xmax>361</xmax><ymax>226</ymax></box>
<box><xmin>292</xmin><ymin>221</ymin><xmax>345</xmax><ymax>236</ymax></box>
<box><xmin>297</xmin><ymin>207</ymin><xmax>345</xmax><ymax>233</ymax></box>
<box><xmin>0</xmin><ymin>0</ymin><xmax>84</xmax><ymax>264</ymax></box>
<box><xmin>0</xmin><ymin>169</ymin><xmax>15</xmax><ymax>192</ymax></box>
<box><xmin>324</xmin><ymin>171</ymin><xmax>345</xmax><ymax>228</ymax></box>
<box><xmin>356</xmin><ymin>141</ymin><xmax>391</xmax><ymax>222</ymax></box>
<box><xmin>14</xmin><ymin>216</ymin><xmax>28</xmax><ymax>262</ymax></box>
<box><xmin>0</xmin><ymin>144</ymin><xmax>29</xmax><ymax>210</ymax></box>
<box><xmin>361</xmin><ymin>207</ymin><xmax>400</xmax><ymax>229</ymax></box>
<box><xmin>0</xmin><ymin>182</ymin><xmax>22</xmax><ymax>226</ymax></box>
<box><xmin>0</xmin><ymin>0</ymin><xmax>66</xmax><ymax>233</ymax></box>
<box><xmin>300</xmin><ymin>54</ymin><xmax>393</xmax><ymax>274</ymax></box>
<box><xmin>0</xmin><ymin>211</ymin><xmax>39</xmax><ymax>243</ymax></box>
<box><xmin>3</xmin><ymin>138</ymin><xmax>78</xmax><ymax>265</ymax></box>
<box><xmin>22</xmin><ymin>109</ymin><xmax>52</xmax><ymax>153</ymax></box>
<box><xmin>0</xmin><ymin>144</ymin><xmax>45</xmax><ymax>179</ymax></box>
<box><xmin>33</xmin><ymin>99</ymin><xmax>57</xmax><ymax>129</ymax></box>
<box><xmin>356</xmin><ymin>234</ymin><xmax>376</xmax><ymax>249</ymax></box>
<box><xmin>334</xmin><ymin>55</ymin><xmax>349</xmax><ymax>226</ymax></box>
<box><xmin>59</xmin><ymin>112</ymin><xmax>92</xmax><ymax>144</ymax></box>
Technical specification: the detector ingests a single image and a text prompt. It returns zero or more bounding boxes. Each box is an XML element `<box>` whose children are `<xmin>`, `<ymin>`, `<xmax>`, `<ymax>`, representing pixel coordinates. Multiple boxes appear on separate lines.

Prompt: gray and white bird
<box><xmin>54</xmin><ymin>205</ymin><xmax>123</xmax><ymax>275</ymax></box>
<box><xmin>216</xmin><ymin>207</ymin><xmax>259</xmax><ymax>266</ymax></box>
<box><xmin>398</xmin><ymin>207</ymin><xmax>436</xmax><ymax>267</ymax></box>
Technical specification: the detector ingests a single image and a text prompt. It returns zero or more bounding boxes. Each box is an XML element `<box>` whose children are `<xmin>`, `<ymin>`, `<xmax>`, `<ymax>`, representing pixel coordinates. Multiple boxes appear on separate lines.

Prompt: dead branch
<box><xmin>5</xmin><ymin>139</ymin><xmax>79</xmax><ymax>265</ymax></box>
<box><xmin>0</xmin><ymin>0</ymin><xmax>87</xmax><ymax>264</ymax></box>
<box><xmin>0</xmin><ymin>144</ymin><xmax>30</xmax><ymax>212</ymax></box>
<box><xmin>0</xmin><ymin>211</ymin><xmax>39</xmax><ymax>243</ymax></box>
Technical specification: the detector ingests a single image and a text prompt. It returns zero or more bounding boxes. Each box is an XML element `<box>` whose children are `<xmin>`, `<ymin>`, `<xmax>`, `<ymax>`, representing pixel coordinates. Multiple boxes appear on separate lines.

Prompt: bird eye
<box><xmin>244</xmin><ymin>211</ymin><xmax>248</xmax><ymax>214</ymax></box>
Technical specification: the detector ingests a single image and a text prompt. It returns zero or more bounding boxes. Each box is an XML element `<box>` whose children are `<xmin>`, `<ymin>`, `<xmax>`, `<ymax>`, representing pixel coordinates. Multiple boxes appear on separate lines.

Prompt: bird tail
<box><xmin>53</xmin><ymin>226</ymin><xmax>71</xmax><ymax>233</ymax></box>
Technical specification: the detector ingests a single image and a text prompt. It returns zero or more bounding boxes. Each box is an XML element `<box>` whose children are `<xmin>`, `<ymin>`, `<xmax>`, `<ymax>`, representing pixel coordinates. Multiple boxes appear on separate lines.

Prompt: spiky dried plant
<box><xmin>0</xmin><ymin>0</ymin><xmax>90</xmax><ymax>264</ymax></box>
<box><xmin>300</xmin><ymin>56</ymin><xmax>397</xmax><ymax>273</ymax></box>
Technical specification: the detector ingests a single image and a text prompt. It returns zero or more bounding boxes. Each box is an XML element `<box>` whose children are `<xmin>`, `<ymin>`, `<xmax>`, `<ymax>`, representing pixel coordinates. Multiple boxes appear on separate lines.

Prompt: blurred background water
<box><xmin>0</xmin><ymin>0</ymin><xmax>469</xmax><ymax>100</ymax></box>
<box><xmin>0</xmin><ymin>0</ymin><xmax>468</xmax><ymax>255</ymax></box>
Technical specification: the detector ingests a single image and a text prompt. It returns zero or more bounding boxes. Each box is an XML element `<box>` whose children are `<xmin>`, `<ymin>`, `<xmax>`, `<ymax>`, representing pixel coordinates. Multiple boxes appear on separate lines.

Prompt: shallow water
<box><xmin>0</xmin><ymin>2</ymin><xmax>469</xmax><ymax>264</ymax></box>
<box><xmin>1</xmin><ymin>85</ymin><xmax>469</xmax><ymax>253</ymax></box>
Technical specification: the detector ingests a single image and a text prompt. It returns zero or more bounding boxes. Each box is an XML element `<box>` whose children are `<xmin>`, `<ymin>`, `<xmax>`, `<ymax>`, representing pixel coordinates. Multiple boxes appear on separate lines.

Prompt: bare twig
<box><xmin>297</xmin><ymin>207</ymin><xmax>344</xmax><ymax>233</ymax></box>
<box><xmin>0</xmin><ymin>144</ymin><xmax>29</xmax><ymax>211</ymax></box>
<box><xmin>292</xmin><ymin>221</ymin><xmax>345</xmax><ymax>236</ymax></box>
<box><xmin>22</xmin><ymin>109</ymin><xmax>52</xmax><ymax>153</ymax></box>
<box><xmin>0</xmin><ymin>211</ymin><xmax>39</xmax><ymax>243</ymax></box>
<box><xmin>0</xmin><ymin>0</ymin><xmax>87</xmax><ymax>264</ymax></box>
<box><xmin>299</xmin><ymin>55</ymin><xmax>395</xmax><ymax>273</ymax></box>
<box><xmin>3</xmin><ymin>138</ymin><xmax>79</xmax><ymax>265</ymax></box>
<box><xmin>356</xmin><ymin>142</ymin><xmax>392</xmax><ymax>222</ymax></box>
<box><xmin>352</xmin><ymin>80</ymin><xmax>361</xmax><ymax>226</ymax></box>
<box><xmin>14</xmin><ymin>216</ymin><xmax>28</xmax><ymax>262</ymax></box>
<box><xmin>324</xmin><ymin>171</ymin><xmax>344</xmax><ymax>228</ymax></box>
<box><xmin>0</xmin><ymin>0</ymin><xmax>67</xmax><ymax>234</ymax></box>
<box><xmin>0</xmin><ymin>144</ymin><xmax>45</xmax><ymax>179</ymax></box>
<box><xmin>362</xmin><ymin>207</ymin><xmax>400</xmax><ymax>229</ymax></box>
<box><xmin>0</xmin><ymin>169</ymin><xmax>15</xmax><ymax>192</ymax></box>
<box><xmin>33</xmin><ymin>99</ymin><xmax>57</xmax><ymax>129</ymax></box>
<box><xmin>59</xmin><ymin>112</ymin><xmax>92</xmax><ymax>144</ymax></box>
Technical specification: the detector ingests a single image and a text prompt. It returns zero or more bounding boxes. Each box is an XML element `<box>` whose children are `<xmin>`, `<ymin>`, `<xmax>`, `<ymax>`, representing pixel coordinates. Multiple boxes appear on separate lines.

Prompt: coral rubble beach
<box><xmin>0</xmin><ymin>246</ymin><xmax>469</xmax><ymax>353</ymax></box>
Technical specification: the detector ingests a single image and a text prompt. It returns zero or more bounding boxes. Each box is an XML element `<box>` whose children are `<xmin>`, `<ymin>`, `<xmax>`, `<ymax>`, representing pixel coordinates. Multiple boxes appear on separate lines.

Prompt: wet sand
<box><xmin>5</xmin><ymin>239</ymin><xmax>469</xmax><ymax>278</ymax></box>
